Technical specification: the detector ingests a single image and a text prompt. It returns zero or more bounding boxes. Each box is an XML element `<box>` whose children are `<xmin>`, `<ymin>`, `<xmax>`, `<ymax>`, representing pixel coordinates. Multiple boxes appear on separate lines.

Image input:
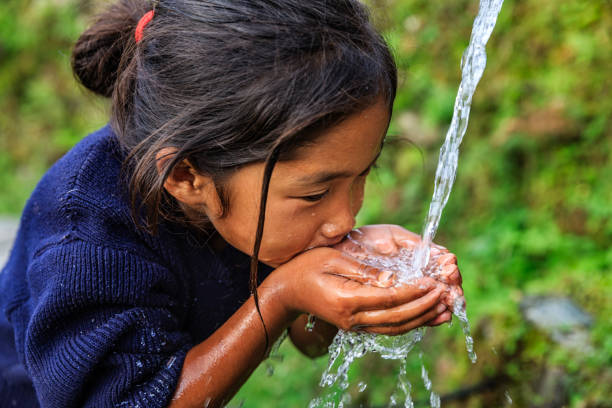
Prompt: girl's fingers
<box><xmin>393</xmin><ymin>230</ymin><xmax>446</xmax><ymax>255</ymax></box>
<box><xmin>374</xmin><ymin>240</ymin><xmax>396</xmax><ymax>255</ymax></box>
<box><xmin>347</xmin><ymin>278</ymin><xmax>443</xmax><ymax>312</ymax></box>
<box><xmin>336</xmin><ymin>268</ymin><xmax>397</xmax><ymax>288</ymax></box>
<box><xmin>342</xmin><ymin>226</ymin><xmax>450</xmax><ymax>260</ymax></box>
<box><xmin>388</xmin><ymin>226</ymin><xmax>420</xmax><ymax>251</ymax></box>
<box><xmin>361</xmin><ymin>228</ymin><xmax>400</xmax><ymax>255</ymax></box>
<box><xmin>425</xmin><ymin>311</ymin><xmax>452</xmax><ymax>327</ymax></box>
<box><xmin>325</xmin><ymin>252</ymin><xmax>388</xmax><ymax>285</ymax></box>
<box><xmin>325</xmin><ymin>251</ymin><xmax>405</xmax><ymax>288</ymax></box>
<box><xmin>437</xmin><ymin>253</ymin><xmax>457</xmax><ymax>266</ymax></box>
<box><xmin>319</xmin><ymin>247</ymin><xmax>456</xmax><ymax>314</ymax></box>
<box><xmin>333</xmin><ymin>239</ymin><xmax>369</xmax><ymax>260</ymax></box>
<box><xmin>441</xmin><ymin>264</ymin><xmax>458</xmax><ymax>275</ymax></box>
<box><xmin>438</xmin><ymin>263</ymin><xmax>461</xmax><ymax>285</ymax></box>
<box><xmin>325</xmin><ymin>252</ymin><xmax>442</xmax><ymax>298</ymax></box>
<box><xmin>349</xmin><ymin>288</ymin><xmax>444</xmax><ymax>326</ymax></box>
<box><xmin>356</xmin><ymin>304</ymin><xmax>444</xmax><ymax>335</ymax></box>
<box><xmin>350</xmin><ymin>226</ymin><xmax>403</xmax><ymax>255</ymax></box>
<box><xmin>374</xmin><ymin>270</ymin><xmax>396</xmax><ymax>288</ymax></box>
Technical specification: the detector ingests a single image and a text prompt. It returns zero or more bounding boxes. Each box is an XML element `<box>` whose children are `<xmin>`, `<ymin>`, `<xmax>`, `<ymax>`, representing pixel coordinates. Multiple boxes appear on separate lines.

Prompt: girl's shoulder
<box><xmin>44</xmin><ymin>123</ymin><xmax>124</xmax><ymax>218</ymax></box>
<box><xmin>10</xmin><ymin>125</ymin><xmax>153</xmax><ymax>265</ymax></box>
<box><xmin>29</xmin><ymin>124</ymin><xmax>122</xmax><ymax>218</ymax></box>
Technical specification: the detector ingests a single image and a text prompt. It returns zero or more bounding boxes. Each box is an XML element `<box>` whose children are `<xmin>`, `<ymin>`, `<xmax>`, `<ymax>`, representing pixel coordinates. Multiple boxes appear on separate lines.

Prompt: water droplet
<box><xmin>166</xmin><ymin>356</ymin><xmax>176</xmax><ymax>368</ymax></box>
<box><xmin>305</xmin><ymin>314</ymin><xmax>316</xmax><ymax>332</ymax></box>
<box><xmin>504</xmin><ymin>390</ymin><xmax>513</xmax><ymax>405</ymax></box>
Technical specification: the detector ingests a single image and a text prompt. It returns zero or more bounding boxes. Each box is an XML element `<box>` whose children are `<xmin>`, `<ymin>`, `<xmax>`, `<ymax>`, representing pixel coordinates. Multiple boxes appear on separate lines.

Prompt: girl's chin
<box><xmin>258</xmin><ymin>247</ymin><xmax>309</xmax><ymax>268</ymax></box>
<box><xmin>259</xmin><ymin>256</ymin><xmax>293</xmax><ymax>269</ymax></box>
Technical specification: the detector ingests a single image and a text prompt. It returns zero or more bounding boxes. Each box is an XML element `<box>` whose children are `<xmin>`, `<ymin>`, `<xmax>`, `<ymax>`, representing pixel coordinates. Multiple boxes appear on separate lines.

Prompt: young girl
<box><xmin>0</xmin><ymin>0</ymin><xmax>462</xmax><ymax>407</ymax></box>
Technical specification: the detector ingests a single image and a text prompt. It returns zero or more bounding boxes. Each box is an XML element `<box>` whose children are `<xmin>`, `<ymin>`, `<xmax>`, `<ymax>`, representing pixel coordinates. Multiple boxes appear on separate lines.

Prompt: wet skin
<box><xmin>161</xmin><ymin>99</ymin><xmax>462</xmax><ymax>407</ymax></box>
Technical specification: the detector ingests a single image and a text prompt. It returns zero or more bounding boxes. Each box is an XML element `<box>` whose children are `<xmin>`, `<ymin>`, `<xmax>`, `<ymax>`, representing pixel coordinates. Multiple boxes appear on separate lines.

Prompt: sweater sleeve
<box><xmin>22</xmin><ymin>240</ymin><xmax>193</xmax><ymax>408</ymax></box>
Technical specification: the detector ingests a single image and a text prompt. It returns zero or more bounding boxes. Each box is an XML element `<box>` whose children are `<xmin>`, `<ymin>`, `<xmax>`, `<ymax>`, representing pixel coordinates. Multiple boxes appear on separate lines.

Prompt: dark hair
<box><xmin>72</xmin><ymin>0</ymin><xmax>397</xmax><ymax>352</ymax></box>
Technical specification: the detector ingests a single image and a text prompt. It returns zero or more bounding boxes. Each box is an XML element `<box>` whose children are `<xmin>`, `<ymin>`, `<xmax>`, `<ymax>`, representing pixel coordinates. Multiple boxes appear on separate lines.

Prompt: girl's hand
<box><xmin>334</xmin><ymin>224</ymin><xmax>426</xmax><ymax>258</ymax></box>
<box><xmin>333</xmin><ymin>224</ymin><xmax>464</xmax><ymax>322</ymax></box>
<box><xmin>267</xmin><ymin>247</ymin><xmax>449</xmax><ymax>336</ymax></box>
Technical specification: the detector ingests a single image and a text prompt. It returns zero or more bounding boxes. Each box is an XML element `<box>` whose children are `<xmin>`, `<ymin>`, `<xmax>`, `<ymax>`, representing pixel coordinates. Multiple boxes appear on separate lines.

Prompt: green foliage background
<box><xmin>0</xmin><ymin>0</ymin><xmax>610</xmax><ymax>406</ymax></box>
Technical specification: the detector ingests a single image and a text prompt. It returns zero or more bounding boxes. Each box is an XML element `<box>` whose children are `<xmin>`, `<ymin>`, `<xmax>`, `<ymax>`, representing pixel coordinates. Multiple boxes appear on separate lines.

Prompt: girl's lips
<box><xmin>309</xmin><ymin>237</ymin><xmax>346</xmax><ymax>250</ymax></box>
<box><xmin>325</xmin><ymin>238</ymin><xmax>346</xmax><ymax>247</ymax></box>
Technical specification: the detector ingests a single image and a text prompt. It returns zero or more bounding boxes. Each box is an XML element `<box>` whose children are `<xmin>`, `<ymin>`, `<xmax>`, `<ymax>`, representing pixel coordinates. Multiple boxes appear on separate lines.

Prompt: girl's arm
<box><xmin>169</xmin><ymin>246</ymin><xmax>450</xmax><ymax>407</ymax></box>
<box><xmin>169</xmin><ymin>276</ymin><xmax>295</xmax><ymax>408</ymax></box>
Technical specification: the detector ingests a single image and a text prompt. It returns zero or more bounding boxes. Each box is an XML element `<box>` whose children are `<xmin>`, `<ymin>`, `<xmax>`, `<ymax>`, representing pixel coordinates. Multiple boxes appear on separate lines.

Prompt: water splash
<box><xmin>453</xmin><ymin>296</ymin><xmax>477</xmax><ymax>363</ymax></box>
<box><xmin>264</xmin><ymin>329</ymin><xmax>288</xmax><ymax>376</ymax></box>
<box><xmin>357</xmin><ymin>382</ymin><xmax>367</xmax><ymax>393</ymax></box>
<box><xmin>420</xmin><ymin>353</ymin><xmax>441</xmax><ymax>408</ymax></box>
<box><xmin>311</xmin><ymin>1</ymin><xmax>504</xmax><ymax>406</ymax></box>
<box><xmin>504</xmin><ymin>390</ymin><xmax>513</xmax><ymax>405</ymax></box>
<box><xmin>306</xmin><ymin>314</ymin><xmax>317</xmax><ymax>332</ymax></box>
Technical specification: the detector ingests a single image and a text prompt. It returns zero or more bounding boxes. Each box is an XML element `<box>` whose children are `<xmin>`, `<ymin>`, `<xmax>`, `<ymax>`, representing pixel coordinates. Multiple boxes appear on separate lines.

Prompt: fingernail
<box><xmin>378</xmin><ymin>270</ymin><xmax>393</xmax><ymax>283</ymax></box>
<box><xmin>436</xmin><ymin>304</ymin><xmax>446</xmax><ymax>313</ymax></box>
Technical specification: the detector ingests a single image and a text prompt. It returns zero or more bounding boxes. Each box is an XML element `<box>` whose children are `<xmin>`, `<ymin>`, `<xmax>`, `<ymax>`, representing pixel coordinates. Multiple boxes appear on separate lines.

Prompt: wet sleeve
<box><xmin>22</xmin><ymin>241</ymin><xmax>193</xmax><ymax>408</ymax></box>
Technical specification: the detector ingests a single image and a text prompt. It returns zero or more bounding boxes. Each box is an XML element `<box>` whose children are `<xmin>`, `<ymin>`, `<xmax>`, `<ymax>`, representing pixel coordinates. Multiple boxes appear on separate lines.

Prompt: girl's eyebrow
<box><xmin>298</xmin><ymin>145</ymin><xmax>383</xmax><ymax>186</ymax></box>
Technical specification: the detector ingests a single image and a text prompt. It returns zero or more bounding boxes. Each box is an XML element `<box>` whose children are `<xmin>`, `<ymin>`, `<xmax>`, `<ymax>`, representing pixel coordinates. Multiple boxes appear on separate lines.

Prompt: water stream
<box><xmin>310</xmin><ymin>1</ymin><xmax>504</xmax><ymax>406</ymax></box>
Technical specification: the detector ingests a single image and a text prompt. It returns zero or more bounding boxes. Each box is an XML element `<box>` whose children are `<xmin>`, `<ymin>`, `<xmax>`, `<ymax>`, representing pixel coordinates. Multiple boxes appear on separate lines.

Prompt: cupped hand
<box><xmin>334</xmin><ymin>224</ymin><xmax>442</xmax><ymax>255</ymax></box>
<box><xmin>271</xmin><ymin>247</ymin><xmax>449</xmax><ymax>336</ymax></box>
<box><xmin>333</xmin><ymin>224</ymin><xmax>465</xmax><ymax>323</ymax></box>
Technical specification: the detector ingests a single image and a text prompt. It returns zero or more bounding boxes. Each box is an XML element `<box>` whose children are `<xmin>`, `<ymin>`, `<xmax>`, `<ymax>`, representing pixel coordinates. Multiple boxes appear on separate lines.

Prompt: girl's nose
<box><xmin>321</xmin><ymin>204</ymin><xmax>355</xmax><ymax>240</ymax></box>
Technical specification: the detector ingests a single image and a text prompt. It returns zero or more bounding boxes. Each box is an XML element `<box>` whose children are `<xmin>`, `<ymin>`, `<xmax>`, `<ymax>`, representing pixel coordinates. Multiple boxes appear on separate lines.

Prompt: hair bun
<box><xmin>71</xmin><ymin>0</ymin><xmax>150</xmax><ymax>98</ymax></box>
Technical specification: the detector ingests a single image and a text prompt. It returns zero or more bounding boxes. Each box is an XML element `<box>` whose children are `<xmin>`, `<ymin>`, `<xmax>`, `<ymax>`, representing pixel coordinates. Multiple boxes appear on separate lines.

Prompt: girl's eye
<box><xmin>299</xmin><ymin>190</ymin><xmax>329</xmax><ymax>202</ymax></box>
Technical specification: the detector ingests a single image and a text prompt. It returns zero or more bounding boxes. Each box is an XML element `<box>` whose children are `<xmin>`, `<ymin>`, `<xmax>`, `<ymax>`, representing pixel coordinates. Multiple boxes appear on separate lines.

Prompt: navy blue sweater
<box><xmin>0</xmin><ymin>125</ymin><xmax>271</xmax><ymax>407</ymax></box>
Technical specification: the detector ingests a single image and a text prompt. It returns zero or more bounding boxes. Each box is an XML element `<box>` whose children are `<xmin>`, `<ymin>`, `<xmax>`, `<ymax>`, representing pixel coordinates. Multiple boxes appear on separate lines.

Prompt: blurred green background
<box><xmin>1</xmin><ymin>0</ymin><xmax>610</xmax><ymax>407</ymax></box>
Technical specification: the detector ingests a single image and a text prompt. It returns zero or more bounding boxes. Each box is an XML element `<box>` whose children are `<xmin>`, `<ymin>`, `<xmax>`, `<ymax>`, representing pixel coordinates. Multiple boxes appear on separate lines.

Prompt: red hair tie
<box><xmin>135</xmin><ymin>10</ymin><xmax>155</xmax><ymax>43</ymax></box>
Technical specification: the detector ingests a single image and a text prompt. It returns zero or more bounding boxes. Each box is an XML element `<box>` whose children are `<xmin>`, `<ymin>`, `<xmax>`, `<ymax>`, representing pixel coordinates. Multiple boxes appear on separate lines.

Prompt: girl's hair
<box><xmin>72</xmin><ymin>0</ymin><xmax>397</xmax><ymax>351</ymax></box>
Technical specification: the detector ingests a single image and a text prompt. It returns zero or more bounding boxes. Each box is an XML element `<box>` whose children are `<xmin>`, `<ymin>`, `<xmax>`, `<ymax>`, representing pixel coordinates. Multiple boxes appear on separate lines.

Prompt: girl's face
<box><xmin>207</xmin><ymin>99</ymin><xmax>390</xmax><ymax>267</ymax></box>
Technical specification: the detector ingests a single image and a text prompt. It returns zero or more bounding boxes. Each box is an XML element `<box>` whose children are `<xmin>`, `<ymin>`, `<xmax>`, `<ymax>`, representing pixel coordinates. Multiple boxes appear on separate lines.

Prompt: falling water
<box><xmin>421</xmin><ymin>355</ymin><xmax>441</xmax><ymax>408</ymax></box>
<box><xmin>410</xmin><ymin>0</ymin><xmax>505</xmax><ymax>276</ymax></box>
<box><xmin>311</xmin><ymin>1</ymin><xmax>504</xmax><ymax>406</ymax></box>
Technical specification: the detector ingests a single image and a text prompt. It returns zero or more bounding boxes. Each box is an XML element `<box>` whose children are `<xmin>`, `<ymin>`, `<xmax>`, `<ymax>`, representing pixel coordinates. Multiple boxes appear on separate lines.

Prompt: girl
<box><xmin>0</xmin><ymin>0</ymin><xmax>462</xmax><ymax>407</ymax></box>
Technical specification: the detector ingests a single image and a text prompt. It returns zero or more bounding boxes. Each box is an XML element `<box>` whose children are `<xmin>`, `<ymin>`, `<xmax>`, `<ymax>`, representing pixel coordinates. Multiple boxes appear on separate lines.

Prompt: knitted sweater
<box><xmin>0</xmin><ymin>125</ymin><xmax>271</xmax><ymax>407</ymax></box>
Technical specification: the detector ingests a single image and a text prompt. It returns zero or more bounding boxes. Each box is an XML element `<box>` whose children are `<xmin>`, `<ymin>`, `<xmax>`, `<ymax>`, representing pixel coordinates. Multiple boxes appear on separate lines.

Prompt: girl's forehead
<box><xmin>296</xmin><ymin>100</ymin><xmax>389</xmax><ymax>155</ymax></box>
<box><xmin>276</xmin><ymin>100</ymin><xmax>389</xmax><ymax>183</ymax></box>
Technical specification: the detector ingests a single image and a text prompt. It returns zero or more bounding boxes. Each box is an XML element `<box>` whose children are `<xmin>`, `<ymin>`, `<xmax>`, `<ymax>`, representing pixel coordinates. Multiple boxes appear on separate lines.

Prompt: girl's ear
<box><xmin>156</xmin><ymin>147</ymin><xmax>224</xmax><ymax>218</ymax></box>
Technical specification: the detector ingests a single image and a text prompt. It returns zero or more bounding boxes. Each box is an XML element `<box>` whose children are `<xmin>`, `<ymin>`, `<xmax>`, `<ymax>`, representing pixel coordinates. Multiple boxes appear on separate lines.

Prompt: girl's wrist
<box><xmin>258</xmin><ymin>270</ymin><xmax>301</xmax><ymax>330</ymax></box>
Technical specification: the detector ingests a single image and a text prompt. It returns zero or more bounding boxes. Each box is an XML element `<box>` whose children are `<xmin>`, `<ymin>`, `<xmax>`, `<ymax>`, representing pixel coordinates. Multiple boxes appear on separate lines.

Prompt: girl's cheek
<box><xmin>351</xmin><ymin>179</ymin><xmax>367</xmax><ymax>214</ymax></box>
<box><xmin>272</xmin><ymin>211</ymin><xmax>319</xmax><ymax>256</ymax></box>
